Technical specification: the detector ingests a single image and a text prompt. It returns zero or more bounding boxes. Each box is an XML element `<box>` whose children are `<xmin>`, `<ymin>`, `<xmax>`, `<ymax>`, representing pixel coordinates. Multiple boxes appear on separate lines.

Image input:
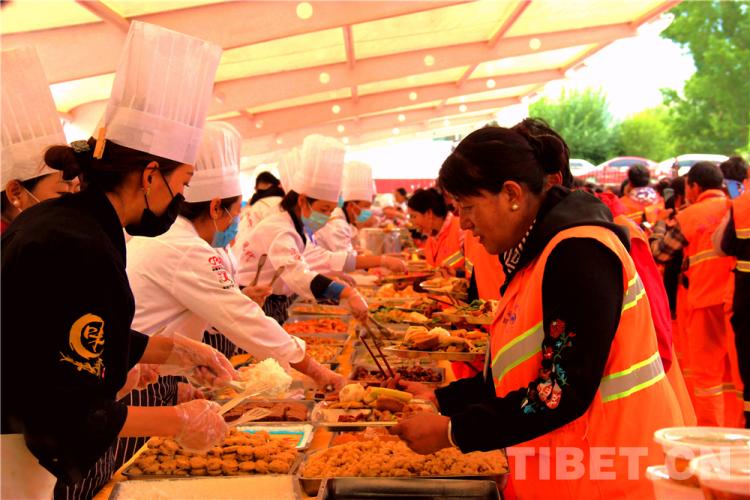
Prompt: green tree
<box><xmin>529</xmin><ymin>88</ymin><xmax>616</xmax><ymax>164</ymax></box>
<box><xmin>614</xmin><ymin>107</ymin><xmax>677</xmax><ymax>161</ymax></box>
<box><xmin>661</xmin><ymin>0</ymin><xmax>750</xmax><ymax>154</ymax></box>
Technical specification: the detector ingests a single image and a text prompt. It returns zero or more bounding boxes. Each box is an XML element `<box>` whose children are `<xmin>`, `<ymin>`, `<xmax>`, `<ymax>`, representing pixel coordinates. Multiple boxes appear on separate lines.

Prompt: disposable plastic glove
<box><xmin>163</xmin><ymin>335</ymin><xmax>237</xmax><ymax>389</ymax></box>
<box><xmin>344</xmin><ymin>289</ymin><xmax>369</xmax><ymax>322</ymax></box>
<box><xmin>177</xmin><ymin>382</ymin><xmax>207</xmax><ymax>403</ymax></box>
<box><xmin>293</xmin><ymin>355</ymin><xmax>346</xmax><ymax>391</ymax></box>
<box><xmin>174</xmin><ymin>400</ymin><xmax>228</xmax><ymax>453</ymax></box>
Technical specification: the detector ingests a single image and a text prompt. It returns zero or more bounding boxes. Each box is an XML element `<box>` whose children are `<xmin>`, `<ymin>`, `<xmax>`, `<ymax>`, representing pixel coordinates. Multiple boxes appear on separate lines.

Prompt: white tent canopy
<box><xmin>1</xmin><ymin>0</ymin><xmax>679</xmax><ymax>170</ymax></box>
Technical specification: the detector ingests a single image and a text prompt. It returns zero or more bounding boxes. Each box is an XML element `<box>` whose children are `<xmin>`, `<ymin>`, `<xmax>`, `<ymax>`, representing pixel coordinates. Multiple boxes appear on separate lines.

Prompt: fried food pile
<box><xmin>127</xmin><ymin>431</ymin><xmax>298</xmax><ymax>477</ymax></box>
<box><xmin>283</xmin><ymin>318</ymin><xmax>348</xmax><ymax>334</ymax></box>
<box><xmin>302</xmin><ymin>436</ymin><xmax>507</xmax><ymax>478</ymax></box>
<box><xmin>400</xmin><ymin>326</ymin><xmax>487</xmax><ymax>353</ymax></box>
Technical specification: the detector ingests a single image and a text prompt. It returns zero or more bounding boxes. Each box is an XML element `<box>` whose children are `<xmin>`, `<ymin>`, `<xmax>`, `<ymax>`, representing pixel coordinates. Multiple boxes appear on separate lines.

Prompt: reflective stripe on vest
<box><xmin>622</xmin><ymin>275</ymin><xmax>646</xmax><ymax>312</ymax></box>
<box><xmin>491</xmin><ymin>321</ymin><xmax>543</xmax><ymax>385</ymax></box>
<box><xmin>737</xmin><ymin>227</ymin><xmax>750</xmax><ymax>239</ymax></box>
<box><xmin>694</xmin><ymin>382</ymin><xmax>741</xmax><ymax>397</ymax></box>
<box><xmin>465</xmin><ymin>257</ymin><xmax>475</xmax><ymax>276</ymax></box>
<box><xmin>491</xmin><ymin>275</ymin><xmax>653</xmax><ymax>393</ymax></box>
<box><xmin>738</xmin><ymin>260</ymin><xmax>750</xmax><ymax>273</ymax></box>
<box><xmin>599</xmin><ymin>351</ymin><xmax>666</xmax><ymax>403</ymax></box>
<box><xmin>689</xmin><ymin>249</ymin><xmax>720</xmax><ymax>267</ymax></box>
<box><xmin>442</xmin><ymin>250</ymin><xmax>465</xmax><ymax>268</ymax></box>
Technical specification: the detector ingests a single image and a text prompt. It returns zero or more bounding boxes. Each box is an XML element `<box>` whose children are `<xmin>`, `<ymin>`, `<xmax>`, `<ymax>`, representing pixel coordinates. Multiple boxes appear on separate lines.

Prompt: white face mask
<box><xmin>23</xmin><ymin>187</ymin><xmax>40</xmax><ymax>204</ymax></box>
<box><xmin>12</xmin><ymin>187</ymin><xmax>40</xmax><ymax>214</ymax></box>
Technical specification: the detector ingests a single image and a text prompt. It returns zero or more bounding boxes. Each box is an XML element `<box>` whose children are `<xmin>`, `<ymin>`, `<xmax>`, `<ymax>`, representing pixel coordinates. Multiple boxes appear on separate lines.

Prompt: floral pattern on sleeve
<box><xmin>520</xmin><ymin>319</ymin><xmax>576</xmax><ymax>414</ymax></box>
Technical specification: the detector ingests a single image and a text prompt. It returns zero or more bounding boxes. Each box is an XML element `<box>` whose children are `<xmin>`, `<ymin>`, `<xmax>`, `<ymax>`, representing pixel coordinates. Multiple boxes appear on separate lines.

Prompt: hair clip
<box><xmin>70</xmin><ymin>140</ymin><xmax>90</xmax><ymax>154</ymax></box>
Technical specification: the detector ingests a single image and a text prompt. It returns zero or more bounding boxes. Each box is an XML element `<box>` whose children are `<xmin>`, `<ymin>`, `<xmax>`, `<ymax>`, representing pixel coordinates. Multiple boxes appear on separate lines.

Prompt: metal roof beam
<box><xmin>232</xmin><ymin>68</ymin><xmax>559</xmax><ymax>138</ymax></box>
<box><xmin>208</xmin><ymin>22</ymin><xmax>636</xmax><ymax>115</ymax></box>
<box><xmin>2</xmin><ymin>0</ymin><xmax>469</xmax><ymax>84</ymax></box>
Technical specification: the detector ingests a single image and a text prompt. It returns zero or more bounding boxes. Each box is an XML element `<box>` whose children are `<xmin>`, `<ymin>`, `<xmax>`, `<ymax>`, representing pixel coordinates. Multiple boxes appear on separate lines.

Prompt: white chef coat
<box><xmin>241</xmin><ymin>196</ymin><xmax>282</xmax><ymax>230</ymax></box>
<box><xmin>126</xmin><ymin>216</ymin><xmax>305</xmax><ymax>364</ymax></box>
<box><xmin>313</xmin><ymin>207</ymin><xmax>356</xmax><ymax>253</ymax></box>
<box><xmin>234</xmin><ymin>209</ymin><xmax>354</xmax><ymax>296</ymax></box>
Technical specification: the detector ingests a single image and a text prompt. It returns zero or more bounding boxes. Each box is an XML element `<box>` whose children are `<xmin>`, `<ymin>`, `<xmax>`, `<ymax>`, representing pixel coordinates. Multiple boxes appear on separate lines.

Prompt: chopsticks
<box><xmin>268</xmin><ymin>266</ymin><xmax>286</xmax><ymax>288</ymax></box>
<box><xmin>251</xmin><ymin>254</ymin><xmax>268</xmax><ymax>286</ymax></box>
<box><xmin>359</xmin><ymin>319</ymin><xmax>395</xmax><ymax>379</ymax></box>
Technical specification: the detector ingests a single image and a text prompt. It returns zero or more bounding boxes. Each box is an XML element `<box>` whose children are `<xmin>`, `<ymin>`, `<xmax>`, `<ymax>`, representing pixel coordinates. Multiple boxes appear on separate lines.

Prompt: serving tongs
<box><xmin>251</xmin><ymin>254</ymin><xmax>268</xmax><ymax>286</ymax></box>
<box><xmin>359</xmin><ymin>319</ymin><xmax>395</xmax><ymax>379</ymax></box>
<box><xmin>217</xmin><ymin>382</ymin><xmax>274</xmax><ymax>417</ymax></box>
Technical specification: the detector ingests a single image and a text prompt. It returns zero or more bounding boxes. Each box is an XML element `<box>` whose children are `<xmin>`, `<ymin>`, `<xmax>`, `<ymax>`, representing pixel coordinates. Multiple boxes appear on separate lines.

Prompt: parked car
<box><xmin>588</xmin><ymin>156</ymin><xmax>657</xmax><ymax>187</ymax></box>
<box><xmin>654</xmin><ymin>154</ymin><xmax>729</xmax><ymax>178</ymax></box>
<box><xmin>569</xmin><ymin>158</ymin><xmax>597</xmax><ymax>179</ymax></box>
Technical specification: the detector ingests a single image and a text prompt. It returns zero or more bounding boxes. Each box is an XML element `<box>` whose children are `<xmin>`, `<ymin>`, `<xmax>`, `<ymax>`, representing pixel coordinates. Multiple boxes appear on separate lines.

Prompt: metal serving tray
<box><xmin>111</xmin><ymin>475</ymin><xmax>303</xmax><ymax>499</ymax></box>
<box><xmin>299</xmin><ymin>452</ymin><xmax>508</xmax><ymax>497</ymax></box>
<box><xmin>310</xmin><ymin>400</ymin><xmax>437</xmax><ymax>431</ymax></box>
<box><xmin>283</xmin><ymin>316</ymin><xmax>353</xmax><ymax>335</ymax></box>
<box><xmin>384</xmin><ymin>346</ymin><xmax>486</xmax><ymax>362</ymax></box>
<box><xmin>222</xmin><ymin>399</ymin><xmax>316</xmax><ymax>424</ymax></box>
<box><xmin>316</xmin><ymin>478</ymin><xmax>502</xmax><ymax>500</ymax></box>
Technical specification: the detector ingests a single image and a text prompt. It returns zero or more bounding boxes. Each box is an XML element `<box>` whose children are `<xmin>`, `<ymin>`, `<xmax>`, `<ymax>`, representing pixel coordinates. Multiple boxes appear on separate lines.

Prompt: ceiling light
<box><xmin>486</xmin><ymin>79</ymin><xmax>496</xmax><ymax>89</ymax></box>
<box><xmin>529</xmin><ymin>38</ymin><xmax>541</xmax><ymax>50</ymax></box>
<box><xmin>296</xmin><ymin>2</ymin><xmax>313</xmax><ymax>20</ymax></box>
<box><xmin>319</xmin><ymin>72</ymin><xmax>331</xmax><ymax>84</ymax></box>
<box><xmin>459</xmin><ymin>104</ymin><xmax>468</xmax><ymax>113</ymax></box>
<box><xmin>392</xmin><ymin>127</ymin><xmax>400</xmax><ymax>135</ymax></box>
<box><xmin>409</xmin><ymin>91</ymin><xmax>418</xmax><ymax>101</ymax></box>
<box><xmin>337</xmin><ymin>124</ymin><xmax>345</xmax><ymax>133</ymax></box>
<box><xmin>423</xmin><ymin>55</ymin><xmax>435</xmax><ymax>67</ymax></box>
<box><xmin>398</xmin><ymin>114</ymin><xmax>406</xmax><ymax>122</ymax></box>
<box><xmin>332</xmin><ymin>104</ymin><xmax>341</xmax><ymax>114</ymax></box>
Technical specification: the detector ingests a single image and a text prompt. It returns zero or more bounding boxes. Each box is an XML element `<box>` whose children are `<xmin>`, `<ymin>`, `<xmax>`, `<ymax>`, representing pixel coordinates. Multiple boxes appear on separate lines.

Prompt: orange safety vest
<box><xmin>733</xmin><ymin>190</ymin><xmax>750</xmax><ymax>273</ymax></box>
<box><xmin>464</xmin><ymin>232</ymin><xmax>504</xmax><ymax>300</ymax></box>
<box><xmin>675</xmin><ymin>189</ymin><xmax>735</xmax><ymax>309</ymax></box>
<box><xmin>619</xmin><ymin>195</ymin><xmax>662</xmax><ymax>226</ymax></box>
<box><xmin>424</xmin><ymin>213</ymin><xmax>465</xmax><ymax>271</ymax></box>
<box><xmin>490</xmin><ymin>226</ymin><xmax>683</xmax><ymax>499</ymax></box>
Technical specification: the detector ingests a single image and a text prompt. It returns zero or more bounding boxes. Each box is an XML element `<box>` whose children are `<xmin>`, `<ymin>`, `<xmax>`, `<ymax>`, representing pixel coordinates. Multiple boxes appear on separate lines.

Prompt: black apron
<box><xmin>262</xmin><ymin>294</ymin><xmax>296</xmax><ymax>325</ymax></box>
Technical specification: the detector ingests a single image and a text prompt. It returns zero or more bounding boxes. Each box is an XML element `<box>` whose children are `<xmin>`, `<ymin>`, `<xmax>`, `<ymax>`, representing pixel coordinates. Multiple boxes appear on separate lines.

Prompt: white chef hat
<box><xmin>1</xmin><ymin>46</ymin><xmax>66</xmax><ymax>191</ymax></box>
<box><xmin>295</xmin><ymin>134</ymin><xmax>345</xmax><ymax>203</ymax></box>
<box><xmin>95</xmin><ymin>21</ymin><xmax>222</xmax><ymax>165</ymax></box>
<box><xmin>183</xmin><ymin>121</ymin><xmax>242</xmax><ymax>203</ymax></box>
<box><xmin>277</xmin><ymin>148</ymin><xmax>301</xmax><ymax>193</ymax></box>
<box><xmin>342</xmin><ymin>161</ymin><xmax>375</xmax><ymax>202</ymax></box>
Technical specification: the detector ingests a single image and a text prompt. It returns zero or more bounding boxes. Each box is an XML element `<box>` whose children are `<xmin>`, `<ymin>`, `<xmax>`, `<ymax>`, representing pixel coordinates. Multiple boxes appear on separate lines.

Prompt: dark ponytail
<box><xmin>407</xmin><ymin>188</ymin><xmax>448</xmax><ymax>218</ymax></box>
<box><xmin>44</xmin><ymin>137</ymin><xmax>183</xmax><ymax>192</ymax></box>
<box><xmin>512</xmin><ymin>118</ymin><xmax>571</xmax><ymax>187</ymax></box>
<box><xmin>439</xmin><ymin>118</ymin><xmax>571</xmax><ymax>197</ymax></box>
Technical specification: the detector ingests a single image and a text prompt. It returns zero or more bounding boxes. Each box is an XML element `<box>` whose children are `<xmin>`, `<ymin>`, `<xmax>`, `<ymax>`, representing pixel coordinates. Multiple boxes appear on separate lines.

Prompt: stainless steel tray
<box><xmin>316</xmin><ymin>477</ymin><xmax>503</xmax><ymax>499</ymax></box>
<box><xmin>310</xmin><ymin>400</ymin><xmax>437</xmax><ymax>431</ymax></box>
<box><xmin>222</xmin><ymin>399</ymin><xmax>315</xmax><ymax>424</ymax></box>
<box><xmin>288</xmin><ymin>303</ymin><xmax>351</xmax><ymax>316</ymax></box>
<box><xmin>299</xmin><ymin>452</ymin><xmax>508</xmax><ymax>497</ymax></box>
<box><xmin>348</xmin><ymin>364</ymin><xmax>445</xmax><ymax>387</ymax></box>
<box><xmin>123</xmin><ymin>451</ymin><xmax>304</xmax><ymax>480</ymax></box>
<box><xmin>384</xmin><ymin>346</ymin><xmax>486</xmax><ymax>362</ymax></box>
<box><xmin>111</xmin><ymin>475</ymin><xmax>303</xmax><ymax>499</ymax></box>
<box><xmin>283</xmin><ymin>316</ymin><xmax>352</xmax><ymax>335</ymax></box>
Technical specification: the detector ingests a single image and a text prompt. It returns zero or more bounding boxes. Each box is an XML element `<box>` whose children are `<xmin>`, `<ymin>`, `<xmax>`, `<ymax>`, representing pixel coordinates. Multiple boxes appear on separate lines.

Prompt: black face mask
<box><xmin>125</xmin><ymin>170</ymin><xmax>184</xmax><ymax>237</ymax></box>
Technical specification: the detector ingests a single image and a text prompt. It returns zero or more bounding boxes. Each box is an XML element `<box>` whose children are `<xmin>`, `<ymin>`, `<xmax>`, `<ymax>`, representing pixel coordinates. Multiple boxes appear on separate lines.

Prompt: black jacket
<box><xmin>1</xmin><ymin>188</ymin><xmax>149</xmax><ymax>483</ymax></box>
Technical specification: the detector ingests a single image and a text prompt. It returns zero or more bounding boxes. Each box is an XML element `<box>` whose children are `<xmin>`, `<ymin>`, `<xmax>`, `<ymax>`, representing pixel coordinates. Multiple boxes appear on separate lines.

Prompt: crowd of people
<box><xmin>1</xmin><ymin>19</ymin><xmax>748</xmax><ymax>500</ymax></box>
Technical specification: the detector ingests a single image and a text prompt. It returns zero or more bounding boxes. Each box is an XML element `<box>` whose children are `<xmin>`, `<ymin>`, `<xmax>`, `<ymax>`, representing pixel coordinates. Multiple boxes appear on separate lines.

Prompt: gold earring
<box><xmin>145</xmin><ymin>187</ymin><xmax>151</xmax><ymax>196</ymax></box>
<box><xmin>511</xmin><ymin>204</ymin><xmax>519</xmax><ymax>211</ymax></box>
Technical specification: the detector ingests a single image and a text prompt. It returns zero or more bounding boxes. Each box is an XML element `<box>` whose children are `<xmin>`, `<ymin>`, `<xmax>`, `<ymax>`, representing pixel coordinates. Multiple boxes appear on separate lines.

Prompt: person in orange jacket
<box><xmin>391</xmin><ymin>120</ymin><xmax>683</xmax><ymax>499</ymax></box>
<box><xmin>620</xmin><ymin>164</ymin><xmax>663</xmax><ymax>228</ymax></box>
<box><xmin>712</xmin><ymin>156</ymin><xmax>749</xmax><ymax>427</ymax></box>
<box><xmin>650</xmin><ymin>162</ymin><xmax>742</xmax><ymax>427</ymax></box>
<box><xmin>407</xmin><ymin>187</ymin><xmax>465</xmax><ymax>273</ymax></box>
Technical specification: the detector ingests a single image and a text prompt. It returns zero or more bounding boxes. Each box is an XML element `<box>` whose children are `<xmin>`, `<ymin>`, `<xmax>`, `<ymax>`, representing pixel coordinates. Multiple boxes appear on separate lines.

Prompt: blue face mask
<box><xmin>356</xmin><ymin>209</ymin><xmax>373</xmax><ymax>223</ymax></box>
<box><xmin>212</xmin><ymin>211</ymin><xmax>239</xmax><ymax>248</ymax></box>
<box><xmin>302</xmin><ymin>209</ymin><xmax>331</xmax><ymax>234</ymax></box>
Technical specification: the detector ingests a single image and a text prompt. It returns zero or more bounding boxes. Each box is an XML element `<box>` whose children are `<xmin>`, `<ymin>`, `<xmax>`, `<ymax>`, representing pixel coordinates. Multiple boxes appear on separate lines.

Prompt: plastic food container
<box><xmin>689</xmin><ymin>449</ymin><xmax>750</xmax><ymax>499</ymax></box>
<box><xmin>646</xmin><ymin>466</ymin><xmax>703</xmax><ymax>500</ymax></box>
<box><xmin>653</xmin><ymin>427</ymin><xmax>750</xmax><ymax>484</ymax></box>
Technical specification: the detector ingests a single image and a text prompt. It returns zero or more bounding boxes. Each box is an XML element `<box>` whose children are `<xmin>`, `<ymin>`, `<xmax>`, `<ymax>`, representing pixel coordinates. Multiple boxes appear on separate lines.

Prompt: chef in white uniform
<box><xmin>315</xmin><ymin>161</ymin><xmax>377</xmax><ymax>253</ymax></box>
<box><xmin>126</xmin><ymin>122</ymin><xmax>342</xmax><ymax>380</ymax></box>
<box><xmin>119</xmin><ymin>124</ymin><xmax>344</xmax><ymax>465</ymax></box>
<box><xmin>303</xmin><ymin>161</ymin><xmax>406</xmax><ymax>278</ymax></box>
<box><xmin>234</xmin><ymin>135</ymin><xmax>371</xmax><ymax>324</ymax></box>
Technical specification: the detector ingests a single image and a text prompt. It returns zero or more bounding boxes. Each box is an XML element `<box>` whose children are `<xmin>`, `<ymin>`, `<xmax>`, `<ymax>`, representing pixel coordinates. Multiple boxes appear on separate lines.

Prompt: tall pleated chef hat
<box><xmin>94</xmin><ymin>21</ymin><xmax>222</xmax><ymax>165</ymax></box>
<box><xmin>295</xmin><ymin>134</ymin><xmax>345</xmax><ymax>203</ymax></box>
<box><xmin>1</xmin><ymin>46</ymin><xmax>67</xmax><ymax>191</ymax></box>
<box><xmin>277</xmin><ymin>147</ymin><xmax>301</xmax><ymax>193</ymax></box>
<box><xmin>342</xmin><ymin>161</ymin><xmax>375</xmax><ymax>202</ymax></box>
<box><xmin>183</xmin><ymin>121</ymin><xmax>242</xmax><ymax>202</ymax></box>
